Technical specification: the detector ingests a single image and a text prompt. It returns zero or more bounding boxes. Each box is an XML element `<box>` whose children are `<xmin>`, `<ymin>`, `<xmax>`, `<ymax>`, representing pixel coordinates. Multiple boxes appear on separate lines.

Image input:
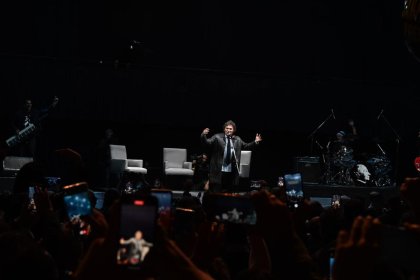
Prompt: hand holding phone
<box><xmin>380</xmin><ymin>224</ymin><xmax>420</xmax><ymax>272</ymax></box>
<box><xmin>62</xmin><ymin>182</ymin><xmax>93</xmax><ymax>220</ymax></box>
<box><xmin>151</xmin><ymin>189</ymin><xmax>173</xmax><ymax>231</ymax></box>
<box><xmin>284</xmin><ymin>173</ymin><xmax>304</xmax><ymax>209</ymax></box>
<box><xmin>117</xmin><ymin>194</ymin><xmax>158</xmax><ymax>269</ymax></box>
<box><xmin>202</xmin><ymin>192</ymin><xmax>256</xmax><ymax>225</ymax></box>
<box><xmin>173</xmin><ymin>207</ymin><xmax>196</xmax><ymax>237</ymax></box>
<box><xmin>28</xmin><ymin>186</ymin><xmax>37</xmax><ymax>212</ymax></box>
<box><xmin>331</xmin><ymin>194</ymin><xmax>341</xmax><ymax>208</ymax></box>
<box><xmin>151</xmin><ymin>189</ymin><xmax>173</xmax><ymax>216</ymax></box>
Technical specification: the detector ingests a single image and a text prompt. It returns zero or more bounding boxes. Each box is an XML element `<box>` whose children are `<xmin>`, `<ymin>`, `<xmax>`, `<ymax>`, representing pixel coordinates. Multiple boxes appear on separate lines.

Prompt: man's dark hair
<box><xmin>223</xmin><ymin>120</ymin><xmax>236</xmax><ymax>132</ymax></box>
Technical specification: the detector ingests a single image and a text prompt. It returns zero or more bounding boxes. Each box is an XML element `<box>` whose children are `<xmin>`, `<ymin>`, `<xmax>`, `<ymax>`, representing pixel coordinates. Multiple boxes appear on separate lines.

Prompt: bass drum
<box><xmin>366</xmin><ymin>156</ymin><xmax>391</xmax><ymax>175</ymax></box>
<box><xmin>351</xmin><ymin>164</ymin><xmax>372</xmax><ymax>186</ymax></box>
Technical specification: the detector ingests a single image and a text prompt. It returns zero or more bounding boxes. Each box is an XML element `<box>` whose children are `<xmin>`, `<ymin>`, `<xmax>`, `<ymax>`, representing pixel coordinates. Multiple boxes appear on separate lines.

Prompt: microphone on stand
<box><xmin>377</xmin><ymin>109</ymin><xmax>384</xmax><ymax>120</ymax></box>
<box><xmin>231</xmin><ymin>147</ymin><xmax>240</xmax><ymax>172</ymax></box>
<box><xmin>331</xmin><ymin>109</ymin><xmax>336</xmax><ymax>120</ymax></box>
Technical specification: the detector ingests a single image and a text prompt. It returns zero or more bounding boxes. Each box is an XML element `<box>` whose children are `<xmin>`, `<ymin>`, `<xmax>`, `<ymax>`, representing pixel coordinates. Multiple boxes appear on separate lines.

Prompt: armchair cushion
<box><xmin>165</xmin><ymin>168</ymin><xmax>194</xmax><ymax>176</ymax></box>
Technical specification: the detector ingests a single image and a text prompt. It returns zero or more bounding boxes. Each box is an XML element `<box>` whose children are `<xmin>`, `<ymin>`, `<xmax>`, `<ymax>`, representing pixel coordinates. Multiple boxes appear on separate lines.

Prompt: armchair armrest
<box><xmin>183</xmin><ymin>161</ymin><xmax>192</xmax><ymax>169</ymax></box>
<box><xmin>127</xmin><ymin>159</ymin><xmax>143</xmax><ymax>168</ymax></box>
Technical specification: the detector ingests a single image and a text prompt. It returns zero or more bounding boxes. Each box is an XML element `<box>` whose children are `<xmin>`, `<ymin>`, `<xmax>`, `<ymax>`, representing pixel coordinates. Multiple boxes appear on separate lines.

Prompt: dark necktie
<box><xmin>225</xmin><ymin>136</ymin><xmax>231</xmax><ymax>165</ymax></box>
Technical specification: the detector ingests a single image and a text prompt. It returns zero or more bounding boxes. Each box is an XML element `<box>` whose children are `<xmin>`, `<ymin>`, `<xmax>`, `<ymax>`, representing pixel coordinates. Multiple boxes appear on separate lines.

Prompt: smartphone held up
<box><xmin>62</xmin><ymin>182</ymin><xmax>92</xmax><ymax>220</ymax></box>
<box><xmin>284</xmin><ymin>173</ymin><xmax>304</xmax><ymax>209</ymax></box>
<box><xmin>116</xmin><ymin>194</ymin><xmax>158</xmax><ymax>269</ymax></box>
<box><xmin>202</xmin><ymin>192</ymin><xmax>256</xmax><ymax>225</ymax></box>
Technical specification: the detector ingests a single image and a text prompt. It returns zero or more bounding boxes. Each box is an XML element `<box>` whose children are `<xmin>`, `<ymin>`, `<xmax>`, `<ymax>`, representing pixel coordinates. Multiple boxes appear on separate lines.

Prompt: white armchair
<box><xmin>239</xmin><ymin>151</ymin><xmax>252</xmax><ymax>178</ymax></box>
<box><xmin>2</xmin><ymin>156</ymin><xmax>34</xmax><ymax>176</ymax></box>
<box><xmin>109</xmin><ymin>145</ymin><xmax>147</xmax><ymax>176</ymax></box>
<box><xmin>163</xmin><ymin>148</ymin><xmax>194</xmax><ymax>176</ymax></box>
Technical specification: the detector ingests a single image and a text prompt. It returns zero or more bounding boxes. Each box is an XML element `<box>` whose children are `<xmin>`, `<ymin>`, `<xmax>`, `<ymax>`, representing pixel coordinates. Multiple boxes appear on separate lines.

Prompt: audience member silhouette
<box><xmin>93</xmin><ymin>128</ymin><xmax>120</xmax><ymax>188</ymax></box>
<box><xmin>0</xmin><ymin>231</ymin><xmax>59</xmax><ymax>280</ymax></box>
<box><xmin>1</xmin><ymin>157</ymin><xmax>420</xmax><ymax>280</ymax></box>
<box><xmin>52</xmin><ymin>148</ymin><xmax>87</xmax><ymax>187</ymax></box>
<box><xmin>193</xmin><ymin>153</ymin><xmax>210</xmax><ymax>190</ymax></box>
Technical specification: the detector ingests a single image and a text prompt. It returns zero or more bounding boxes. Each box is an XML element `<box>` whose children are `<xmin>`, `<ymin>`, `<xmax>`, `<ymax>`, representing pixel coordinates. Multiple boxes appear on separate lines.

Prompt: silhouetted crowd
<box><xmin>0</xmin><ymin>149</ymin><xmax>420</xmax><ymax>280</ymax></box>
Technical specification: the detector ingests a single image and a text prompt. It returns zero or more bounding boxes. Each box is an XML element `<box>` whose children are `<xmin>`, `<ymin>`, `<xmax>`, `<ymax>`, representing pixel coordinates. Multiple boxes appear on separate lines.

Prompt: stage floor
<box><xmin>170</xmin><ymin>183</ymin><xmax>400</xmax><ymax>207</ymax></box>
<box><xmin>303</xmin><ymin>183</ymin><xmax>399</xmax><ymax>205</ymax></box>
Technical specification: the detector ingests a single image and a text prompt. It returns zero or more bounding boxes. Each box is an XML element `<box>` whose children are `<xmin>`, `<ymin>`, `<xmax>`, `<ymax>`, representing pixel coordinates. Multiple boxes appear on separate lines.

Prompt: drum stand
<box><xmin>377</xmin><ymin>110</ymin><xmax>402</xmax><ymax>185</ymax></box>
<box><xmin>308</xmin><ymin>110</ymin><xmax>335</xmax><ymax>155</ymax></box>
<box><xmin>323</xmin><ymin>153</ymin><xmax>355</xmax><ymax>185</ymax></box>
<box><xmin>331</xmin><ymin>167</ymin><xmax>353</xmax><ymax>185</ymax></box>
<box><xmin>321</xmin><ymin>154</ymin><xmax>334</xmax><ymax>185</ymax></box>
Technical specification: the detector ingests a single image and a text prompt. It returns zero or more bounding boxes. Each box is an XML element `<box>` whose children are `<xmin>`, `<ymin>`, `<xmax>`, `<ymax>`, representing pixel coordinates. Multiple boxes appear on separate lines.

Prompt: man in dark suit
<box><xmin>200</xmin><ymin>120</ymin><xmax>262</xmax><ymax>192</ymax></box>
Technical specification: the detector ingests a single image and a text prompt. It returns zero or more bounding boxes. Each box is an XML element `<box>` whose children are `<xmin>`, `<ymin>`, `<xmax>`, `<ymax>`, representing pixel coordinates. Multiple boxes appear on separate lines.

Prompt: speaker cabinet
<box><xmin>295</xmin><ymin>156</ymin><xmax>321</xmax><ymax>184</ymax></box>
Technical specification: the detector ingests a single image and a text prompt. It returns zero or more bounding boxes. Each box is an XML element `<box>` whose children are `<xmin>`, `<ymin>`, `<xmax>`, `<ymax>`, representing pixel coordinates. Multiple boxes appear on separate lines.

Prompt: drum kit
<box><xmin>323</xmin><ymin>144</ymin><xmax>392</xmax><ymax>187</ymax></box>
<box><xmin>308</xmin><ymin>109</ymin><xmax>396</xmax><ymax>187</ymax></box>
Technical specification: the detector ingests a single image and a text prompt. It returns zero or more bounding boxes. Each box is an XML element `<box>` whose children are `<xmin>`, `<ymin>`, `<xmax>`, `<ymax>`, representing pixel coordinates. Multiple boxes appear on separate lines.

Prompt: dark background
<box><xmin>0</xmin><ymin>0</ymin><xmax>419</xmax><ymax>187</ymax></box>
